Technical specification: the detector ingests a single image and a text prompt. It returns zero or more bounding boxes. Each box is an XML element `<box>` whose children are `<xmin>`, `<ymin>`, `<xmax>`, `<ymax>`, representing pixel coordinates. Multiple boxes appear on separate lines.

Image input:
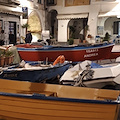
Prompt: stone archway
<box><xmin>104</xmin><ymin>17</ymin><xmax>120</xmax><ymax>36</ymax></box>
<box><xmin>27</xmin><ymin>11</ymin><xmax>42</xmax><ymax>42</ymax></box>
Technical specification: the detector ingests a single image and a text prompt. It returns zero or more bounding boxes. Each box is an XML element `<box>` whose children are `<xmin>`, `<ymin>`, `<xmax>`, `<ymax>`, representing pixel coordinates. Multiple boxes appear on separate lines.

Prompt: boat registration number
<box><xmin>3</xmin><ymin>74</ymin><xmax>17</xmax><ymax>78</ymax></box>
<box><xmin>86</xmin><ymin>49</ymin><xmax>98</xmax><ymax>53</ymax></box>
<box><xmin>84</xmin><ymin>49</ymin><xmax>99</xmax><ymax>58</ymax></box>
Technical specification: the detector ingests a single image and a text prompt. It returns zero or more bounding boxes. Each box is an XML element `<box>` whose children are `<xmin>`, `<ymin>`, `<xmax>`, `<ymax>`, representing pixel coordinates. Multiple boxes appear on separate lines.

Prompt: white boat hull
<box><xmin>60</xmin><ymin>60</ymin><xmax>120</xmax><ymax>89</ymax></box>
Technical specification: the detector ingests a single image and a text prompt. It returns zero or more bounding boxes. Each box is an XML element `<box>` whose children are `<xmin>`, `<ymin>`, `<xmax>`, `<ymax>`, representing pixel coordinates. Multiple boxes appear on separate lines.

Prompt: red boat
<box><xmin>16</xmin><ymin>43</ymin><xmax>114</xmax><ymax>62</ymax></box>
<box><xmin>109</xmin><ymin>45</ymin><xmax>120</xmax><ymax>59</ymax></box>
<box><xmin>110</xmin><ymin>52</ymin><xmax>120</xmax><ymax>59</ymax></box>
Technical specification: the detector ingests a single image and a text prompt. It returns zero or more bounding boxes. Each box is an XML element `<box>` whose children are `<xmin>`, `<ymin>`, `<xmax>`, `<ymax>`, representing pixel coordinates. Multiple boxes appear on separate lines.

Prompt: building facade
<box><xmin>47</xmin><ymin>0</ymin><xmax>120</xmax><ymax>43</ymax></box>
<box><xmin>0</xmin><ymin>0</ymin><xmax>46</xmax><ymax>44</ymax></box>
<box><xmin>0</xmin><ymin>0</ymin><xmax>120</xmax><ymax>44</ymax></box>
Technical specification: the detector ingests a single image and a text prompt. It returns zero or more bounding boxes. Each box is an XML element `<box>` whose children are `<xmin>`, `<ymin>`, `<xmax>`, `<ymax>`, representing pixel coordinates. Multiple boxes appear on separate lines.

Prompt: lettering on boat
<box><xmin>86</xmin><ymin>49</ymin><xmax>98</xmax><ymax>53</ymax></box>
<box><xmin>84</xmin><ymin>53</ymin><xmax>98</xmax><ymax>58</ymax></box>
<box><xmin>3</xmin><ymin>74</ymin><xmax>17</xmax><ymax>78</ymax></box>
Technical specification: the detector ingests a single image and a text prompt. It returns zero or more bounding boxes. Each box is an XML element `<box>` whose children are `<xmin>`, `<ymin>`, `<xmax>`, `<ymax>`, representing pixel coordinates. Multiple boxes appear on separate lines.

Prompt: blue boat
<box><xmin>0</xmin><ymin>60</ymin><xmax>71</xmax><ymax>83</ymax></box>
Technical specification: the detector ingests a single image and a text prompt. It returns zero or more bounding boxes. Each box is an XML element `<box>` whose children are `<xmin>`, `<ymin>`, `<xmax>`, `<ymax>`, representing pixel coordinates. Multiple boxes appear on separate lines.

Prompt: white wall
<box><xmin>87</xmin><ymin>5</ymin><xmax>100</xmax><ymax>39</ymax></box>
<box><xmin>49</xmin><ymin>5</ymin><xmax>89</xmax><ymax>15</ymax></box>
<box><xmin>58</xmin><ymin>19</ymin><xmax>69</xmax><ymax>42</ymax></box>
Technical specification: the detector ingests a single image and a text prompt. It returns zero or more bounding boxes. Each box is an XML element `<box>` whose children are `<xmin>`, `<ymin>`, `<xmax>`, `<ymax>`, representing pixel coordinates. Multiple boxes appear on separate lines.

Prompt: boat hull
<box><xmin>110</xmin><ymin>45</ymin><xmax>120</xmax><ymax>59</ymax></box>
<box><xmin>16</xmin><ymin>43</ymin><xmax>114</xmax><ymax>62</ymax></box>
<box><xmin>0</xmin><ymin>92</ymin><xmax>118</xmax><ymax>120</ymax></box>
<box><xmin>0</xmin><ymin>79</ymin><xmax>120</xmax><ymax>120</ymax></box>
<box><xmin>60</xmin><ymin>61</ymin><xmax>120</xmax><ymax>89</ymax></box>
<box><xmin>110</xmin><ymin>52</ymin><xmax>120</xmax><ymax>59</ymax></box>
<box><xmin>61</xmin><ymin>78</ymin><xmax>117</xmax><ymax>89</ymax></box>
<box><xmin>0</xmin><ymin>63</ymin><xmax>70</xmax><ymax>83</ymax></box>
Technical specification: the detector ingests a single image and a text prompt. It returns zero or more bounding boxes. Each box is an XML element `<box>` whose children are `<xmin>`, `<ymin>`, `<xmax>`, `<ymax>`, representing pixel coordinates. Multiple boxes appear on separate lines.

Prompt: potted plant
<box><xmin>0</xmin><ymin>50</ymin><xmax>5</xmax><ymax>67</ymax></box>
<box><xmin>22</xmin><ymin>23</ymin><xmax>30</xmax><ymax>34</ymax></box>
<box><xmin>4</xmin><ymin>50</ymin><xmax>14</xmax><ymax>66</ymax></box>
<box><xmin>21</xmin><ymin>23</ymin><xmax>29</xmax><ymax>28</ymax></box>
<box><xmin>68</xmin><ymin>38</ymin><xmax>74</xmax><ymax>45</ymax></box>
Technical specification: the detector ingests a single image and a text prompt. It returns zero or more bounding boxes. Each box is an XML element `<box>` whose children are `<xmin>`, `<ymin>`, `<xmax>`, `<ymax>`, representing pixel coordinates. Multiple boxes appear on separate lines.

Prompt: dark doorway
<box><xmin>68</xmin><ymin>18</ymin><xmax>88</xmax><ymax>41</ymax></box>
<box><xmin>48</xmin><ymin>10</ymin><xmax>58</xmax><ymax>40</ymax></box>
<box><xmin>9</xmin><ymin>22</ymin><xmax>16</xmax><ymax>44</ymax></box>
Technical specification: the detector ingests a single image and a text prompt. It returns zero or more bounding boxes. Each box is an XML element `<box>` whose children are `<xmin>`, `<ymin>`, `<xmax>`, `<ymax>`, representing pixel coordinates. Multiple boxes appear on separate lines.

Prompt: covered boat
<box><xmin>0</xmin><ymin>60</ymin><xmax>71</xmax><ymax>83</ymax></box>
<box><xmin>60</xmin><ymin>60</ymin><xmax>120</xmax><ymax>89</ymax></box>
<box><xmin>16</xmin><ymin>43</ymin><xmax>114</xmax><ymax>62</ymax></box>
<box><xmin>0</xmin><ymin>79</ymin><xmax>120</xmax><ymax>120</ymax></box>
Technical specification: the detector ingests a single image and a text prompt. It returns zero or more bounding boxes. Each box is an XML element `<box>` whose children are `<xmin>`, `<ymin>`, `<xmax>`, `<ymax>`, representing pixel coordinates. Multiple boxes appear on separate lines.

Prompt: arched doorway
<box><xmin>47</xmin><ymin>10</ymin><xmax>58</xmax><ymax>40</ymax></box>
<box><xmin>27</xmin><ymin>11</ymin><xmax>42</xmax><ymax>42</ymax></box>
<box><xmin>104</xmin><ymin>17</ymin><xmax>120</xmax><ymax>36</ymax></box>
<box><xmin>97</xmin><ymin>17</ymin><xmax>120</xmax><ymax>41</ymax></box>
<box><xmin>68</xmin><ymin>18</ymin><xmax>88</xmax><ymax>43</ymax></box>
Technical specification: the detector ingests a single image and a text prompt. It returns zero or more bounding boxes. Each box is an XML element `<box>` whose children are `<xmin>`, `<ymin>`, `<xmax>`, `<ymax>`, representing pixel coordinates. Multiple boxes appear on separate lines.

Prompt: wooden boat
<box><xmin>60</xmin><ymin>60</ymin><xmax>120</xmax><ymax>89</ymax></box>
<box><xmin>0</xmin><ymin>79</ymin><xmax>120</xmax><ymax>120</ymax></box>
<box><xmin>16</xmin><ymin>43</ymin><xmax>114</xmax><ymax>62</ymax></box>
<box><xmin>0</xmin><ymin>60</ymin><xmax>71</xmax><ymax>83</ymax></box>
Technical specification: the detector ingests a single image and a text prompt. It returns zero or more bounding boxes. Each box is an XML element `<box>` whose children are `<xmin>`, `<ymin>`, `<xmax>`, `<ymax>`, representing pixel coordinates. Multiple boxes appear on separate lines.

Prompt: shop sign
<box><xmin>22</xmin><ymin>7</ymin><xmax>28</xmax><ymax>19</ymax></box>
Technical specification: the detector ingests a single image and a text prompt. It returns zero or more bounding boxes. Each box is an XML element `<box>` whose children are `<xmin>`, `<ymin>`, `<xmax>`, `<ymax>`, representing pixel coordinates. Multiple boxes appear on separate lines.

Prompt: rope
<box><xmin>74</xmin><ymin>69</ymin><xmax>94</xmax><ymax>87</ymax></box>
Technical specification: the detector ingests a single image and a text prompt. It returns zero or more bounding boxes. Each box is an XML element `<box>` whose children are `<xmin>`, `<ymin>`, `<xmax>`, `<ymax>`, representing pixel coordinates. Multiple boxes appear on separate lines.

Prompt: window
<box><xmin>0</xmin><ymin>20</ymin><xmax>3</xmax><ymax>29</ymax></box>
<box><xmin>46</xmin><ymin>0</ymin><xmax>56</xmax><ymax>6</ymax></box>
<box><xmin>113</xmin><ymin>21</ymin><xmax>119</xmax><ymax>34</ymax></box>
<box><xmin>38</xmin><ymin>0</ymin><xmax>43</xmax><ymax>4</ymax></box>
<box><xmin>27</xmin><ymin>0</ymin><xmax>33</xmax><ymax>1</ymax></box>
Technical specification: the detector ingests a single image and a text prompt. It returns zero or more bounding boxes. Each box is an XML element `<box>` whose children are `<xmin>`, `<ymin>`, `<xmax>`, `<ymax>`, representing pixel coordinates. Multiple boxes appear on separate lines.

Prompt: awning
<box><xmin>0</xmin><ymin>6</ymin><xmax>23</xmax><ymax>16</ymax></box>
<box><xmin>0</xmin><ymin>9</ymin><xmax>23</xmax><ymax>16</ymax></box>
<box><xmin>57</xmin><ymin>13</ymin><xmax>88</xmax><ymax>20</ymax></box>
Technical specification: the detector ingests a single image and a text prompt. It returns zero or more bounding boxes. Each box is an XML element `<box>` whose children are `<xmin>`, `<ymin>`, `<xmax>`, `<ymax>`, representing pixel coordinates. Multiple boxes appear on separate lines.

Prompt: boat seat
<box><xmin>57</xmin><ymin>86</ymin><xmax>120</xmax><ymax>101</ymax></box>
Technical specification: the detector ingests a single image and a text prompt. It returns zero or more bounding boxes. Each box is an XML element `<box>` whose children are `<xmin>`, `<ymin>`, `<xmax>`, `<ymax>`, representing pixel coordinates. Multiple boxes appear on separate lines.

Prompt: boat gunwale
<box><xmin>16</xmin><ymin>43</ymin><xmax>115</xmax><ymax>52</ymax></box>
<box><xmin>2</xmin><ymin>62</ymin><xmax>71</xmax><ymax>72</ymax></box>
<box><xmin>0</xmin><ymin>92</ymin><xmax>118</xmax><ymax>105</ymax></box>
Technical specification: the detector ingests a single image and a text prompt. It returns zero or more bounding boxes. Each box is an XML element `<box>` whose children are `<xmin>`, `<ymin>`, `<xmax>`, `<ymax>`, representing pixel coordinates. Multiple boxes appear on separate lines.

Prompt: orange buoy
<box><xmin>53</xmin><ymin>55</ymin><xmax>65</xmax><ymax>65</ymax></box>
<box><xmin>60</xmin><ymin>55</ymin><xmax>65</xmax><ymax>64</ymax></box>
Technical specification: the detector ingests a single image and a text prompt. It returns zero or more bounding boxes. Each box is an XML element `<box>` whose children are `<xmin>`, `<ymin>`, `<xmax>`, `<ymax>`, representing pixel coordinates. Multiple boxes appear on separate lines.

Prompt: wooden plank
<box><xmin>0</xmin><ymin>110</ymin><xmax>113</xmax><ymax>120</ymax></box>
<box><xmin>0</xmin><ymin>98</ymin><xmax>117</xmax><ymax>113</ymax></box>
<box><xmin>0</xmin><ymin>104</ymin><xmax>116</xmax><ymax>120</ymax></box>
<box><xmin>0</xmin><ymin>96</ymin><xmax>117</xmax><ymax>120</ymax></box>
<box><xmin>0</xmin><ymin>115</ymin><xmax>27</xmax><ymax>120</ymax></box>
<box><xmin>0</xmin><ymin>96</ymin><xmax>117</xmax><ymax>109</ymax></box>
<box><xmin>0</xmin><ymin>79</ymin><xmax>119</xmax><ymax>101</ymax></box>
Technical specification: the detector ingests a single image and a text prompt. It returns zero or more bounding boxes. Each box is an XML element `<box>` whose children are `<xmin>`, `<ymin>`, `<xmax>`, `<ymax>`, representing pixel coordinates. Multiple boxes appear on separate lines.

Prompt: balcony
<box><xmin>65</xmin><ymin>0</ymin><xmax>90</xmax><ymax>7</ymax></box>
